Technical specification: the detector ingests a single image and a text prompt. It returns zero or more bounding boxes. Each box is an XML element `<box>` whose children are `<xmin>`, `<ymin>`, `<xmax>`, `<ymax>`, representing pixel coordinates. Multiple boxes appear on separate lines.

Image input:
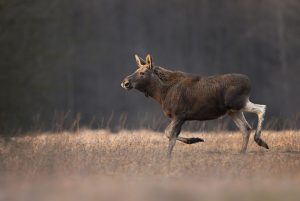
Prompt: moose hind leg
<box><xmin>165</xmin><ymin>119</ymin><xmax>184</xmax><ymax>158</ymax></box>
<box><xmin>229</xmin><ymin>111</ymin><xmax>252</xmax><ymax>153</ymax></box>
<box><xmin>243</xmin><ymin>101</ymin><xmax>269</xmax><ymax>149</ymax></box>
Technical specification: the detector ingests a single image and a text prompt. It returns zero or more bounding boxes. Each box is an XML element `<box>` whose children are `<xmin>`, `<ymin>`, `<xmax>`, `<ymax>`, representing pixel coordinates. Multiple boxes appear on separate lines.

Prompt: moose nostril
<box><xmin>124</xmin><ymin>82</ymin><xmax>130</xmax><ymax>87</ymax></box>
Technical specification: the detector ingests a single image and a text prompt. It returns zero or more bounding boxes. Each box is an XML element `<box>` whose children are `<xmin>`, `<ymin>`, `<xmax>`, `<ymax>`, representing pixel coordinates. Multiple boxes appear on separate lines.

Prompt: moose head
<box><xmin>121</xmin><ymin>54</ymin><xmax>158</xmax><ymax>96</ymax></box>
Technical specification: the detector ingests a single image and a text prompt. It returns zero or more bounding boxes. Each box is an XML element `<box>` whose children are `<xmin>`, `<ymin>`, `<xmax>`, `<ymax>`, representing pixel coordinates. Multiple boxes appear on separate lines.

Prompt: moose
<box><xmin>121</xmin><ymin>54</ymin><xmax>269</xmax><ymax>158</ymax></box>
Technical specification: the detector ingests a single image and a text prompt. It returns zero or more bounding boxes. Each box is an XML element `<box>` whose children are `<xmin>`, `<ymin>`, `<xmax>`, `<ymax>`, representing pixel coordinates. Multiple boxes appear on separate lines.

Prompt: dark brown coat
<box><xmin>121</xmin><ymin>54</ymin><xmax>268</xmax><ymax>157</ymax></box>
<box><xmin>156</xmin><ymin>68</ymin><xmax>251</xmax><ymax>121</ymax></box>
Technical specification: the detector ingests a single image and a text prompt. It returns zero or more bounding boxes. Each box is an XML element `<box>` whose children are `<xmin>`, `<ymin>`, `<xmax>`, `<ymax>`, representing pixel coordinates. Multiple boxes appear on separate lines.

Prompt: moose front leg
<box><xmin>165</xmin><ymin>119</ymin><xmax>184</xmax><ymax>158</ymax></box>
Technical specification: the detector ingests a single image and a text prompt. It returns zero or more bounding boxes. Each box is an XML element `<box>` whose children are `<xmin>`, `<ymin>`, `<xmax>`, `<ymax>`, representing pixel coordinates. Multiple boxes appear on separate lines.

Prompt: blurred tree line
<box><xmin>0</xmin><ymin>0</ymin><xmax>300</xmax><ymax>134</ymax></box>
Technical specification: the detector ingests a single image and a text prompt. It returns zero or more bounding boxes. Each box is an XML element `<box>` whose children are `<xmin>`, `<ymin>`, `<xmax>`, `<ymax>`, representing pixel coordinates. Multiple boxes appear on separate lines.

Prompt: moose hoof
<box><xmin>186</xmin><ymin>137</ymin><xmax>204</xmax><ymax>144</ymax></box>
<box><xmin>255</xmin><ymin>138</ymin><xmax>269</xmax><ymax>149</ymax></box>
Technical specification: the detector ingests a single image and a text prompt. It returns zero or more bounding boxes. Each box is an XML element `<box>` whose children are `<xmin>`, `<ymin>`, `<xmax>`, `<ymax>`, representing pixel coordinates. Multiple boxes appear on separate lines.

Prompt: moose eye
<box><xmin>139</xmin><ymin>72</ymin><xmax>145</xmax><ymax>76</ymax></box>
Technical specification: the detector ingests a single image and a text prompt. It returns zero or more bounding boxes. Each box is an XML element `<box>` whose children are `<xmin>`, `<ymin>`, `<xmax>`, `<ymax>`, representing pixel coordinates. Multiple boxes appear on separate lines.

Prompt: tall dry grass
<box><xmin>0</xmin><ymin>129</ymin><xmax>300</xmax><ymax>201</ymax></box>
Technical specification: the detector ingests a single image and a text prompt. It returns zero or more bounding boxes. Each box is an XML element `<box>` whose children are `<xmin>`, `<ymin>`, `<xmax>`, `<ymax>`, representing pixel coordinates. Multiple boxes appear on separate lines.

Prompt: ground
<box><xmin>0</xmin><ymin>130</ymin><xmax>300</xmax><ymax>201</ymax></box>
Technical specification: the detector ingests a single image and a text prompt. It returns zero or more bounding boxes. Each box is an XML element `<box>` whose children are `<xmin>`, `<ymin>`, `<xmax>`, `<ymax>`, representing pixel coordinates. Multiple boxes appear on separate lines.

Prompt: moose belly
<box><xmin>163</xmin><ymin>102</ymin><xmax>227</xmax><ymax>121</ymax></box>
<box><xmin>185</xmin><ymin>107</ymin><xmax>227</xmax><ymax>121</ymax></box>
<box><xmin>184</xmin><ymin>96</ymin><xmax>228</xmax><ymax>120</ymax></box>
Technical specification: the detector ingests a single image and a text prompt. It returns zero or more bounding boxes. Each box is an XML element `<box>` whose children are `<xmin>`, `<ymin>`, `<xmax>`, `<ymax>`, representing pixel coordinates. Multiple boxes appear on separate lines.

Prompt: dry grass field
<box><xmin>1</xmin><ymin>129</ymin><xmax>300</xmax><ymax>201</ymax></box>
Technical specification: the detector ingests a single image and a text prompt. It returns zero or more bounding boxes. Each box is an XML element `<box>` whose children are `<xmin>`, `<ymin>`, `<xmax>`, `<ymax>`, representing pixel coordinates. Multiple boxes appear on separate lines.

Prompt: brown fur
<box><xmin>122</xmin><ymin>54</ymin><xmax>266</xmax><ymax>158</ymax></box>
<box><xmin>145</xmin><ymin>66</ymin><xmax>251</xmax><ymax>121</ymax></box>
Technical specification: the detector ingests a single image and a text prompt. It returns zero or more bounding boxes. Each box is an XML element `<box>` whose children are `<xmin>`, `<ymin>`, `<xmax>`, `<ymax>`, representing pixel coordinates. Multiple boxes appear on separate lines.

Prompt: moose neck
<box><xmin>144</xmin><ymin>78</ymin><xmax>168</xmax><ymax>105</ymax></box>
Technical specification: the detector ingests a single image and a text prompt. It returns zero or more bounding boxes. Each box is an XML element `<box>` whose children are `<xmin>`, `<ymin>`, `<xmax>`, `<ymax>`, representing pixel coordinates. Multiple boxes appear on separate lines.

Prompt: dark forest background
<box><xmin>1</xmin><ymin>0</ymin><xmax>300</xmax><ymax>134</ymax></box>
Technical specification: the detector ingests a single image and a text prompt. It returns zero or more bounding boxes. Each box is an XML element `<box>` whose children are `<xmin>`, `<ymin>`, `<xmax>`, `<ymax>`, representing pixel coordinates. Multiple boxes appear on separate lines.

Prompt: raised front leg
<box><xmin>165</xmin><ymin>119</ymin><xmax>184</xmax><ymax>158</ymax></box>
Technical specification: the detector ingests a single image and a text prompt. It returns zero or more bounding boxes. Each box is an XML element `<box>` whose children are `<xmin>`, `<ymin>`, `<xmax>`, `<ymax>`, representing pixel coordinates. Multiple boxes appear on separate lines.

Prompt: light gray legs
<box><xmin>242</xmin><ymin>100</ymin><xmax>269</xmax><ymax>149</ymax></box>
<box><xmin>228</xmin><ymin>111</ymin><xmax>252</xmax><ymax>153</ymax></box>
<box><xmin>165</xmin><ymin>119</ymin><xmax>184</xmax><ymax>158</ymax></box>
<box><xmin>165</xmin><ymin>100</ymin><xmax>268</xmax><ymax>158</ymax></box>
<box><xmin>229</xmin><ymin>100</ymin><xmax>269</xmax><ymax>152</ymax></box>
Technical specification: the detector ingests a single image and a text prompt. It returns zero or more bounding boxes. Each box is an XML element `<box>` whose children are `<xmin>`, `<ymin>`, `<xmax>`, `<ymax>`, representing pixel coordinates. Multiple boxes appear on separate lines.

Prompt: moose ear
<box><xmin>146</xmin><ymin>54</ymin><xmax>153</xmax><ymax>69</ymax></box>
<box><xmin>135</xmin><ymin>54</ymin><xmax>142</xmax><ymax>68</ymax></box>
<box><xmin>135</xmin><ymin>54</ymin><xmax>146</xmax><ymax>68</ymax></box>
